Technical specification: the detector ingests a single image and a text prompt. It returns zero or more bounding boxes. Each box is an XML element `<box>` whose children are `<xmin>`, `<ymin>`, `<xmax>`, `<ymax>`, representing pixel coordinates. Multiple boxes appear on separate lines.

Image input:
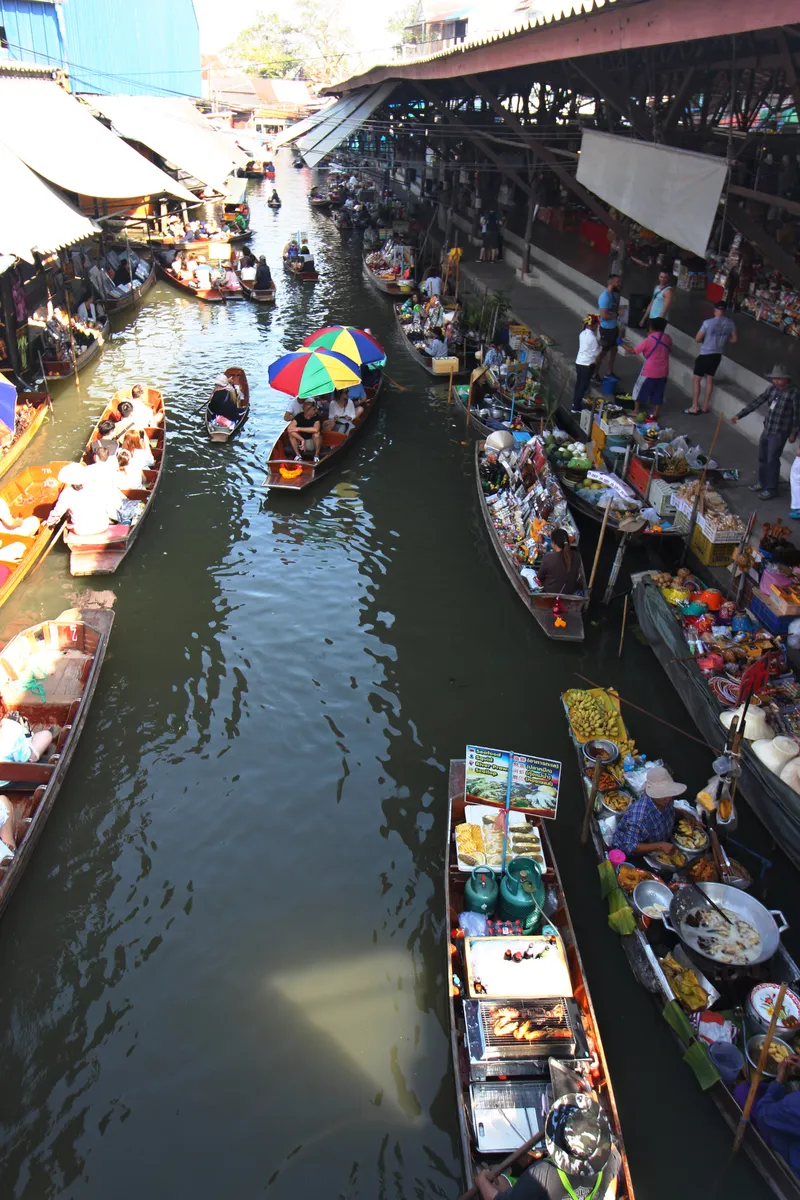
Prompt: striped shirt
<box><xmin>612</xmin><ymin>794</ymin><xmax>675</xmax><ymax>856</ymax></box>
<box><xmin>737</xmin><ymin>385</ymin><xmax>800</xmax><ymax>439</ymax></box>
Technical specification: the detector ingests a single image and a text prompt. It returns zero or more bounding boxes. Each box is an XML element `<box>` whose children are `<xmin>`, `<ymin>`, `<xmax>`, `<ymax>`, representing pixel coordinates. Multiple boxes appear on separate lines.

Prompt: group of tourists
<box><xmin>235</xmin><ymin>251</ymin><xmax>273</xmax><ymax>292</ymax></box>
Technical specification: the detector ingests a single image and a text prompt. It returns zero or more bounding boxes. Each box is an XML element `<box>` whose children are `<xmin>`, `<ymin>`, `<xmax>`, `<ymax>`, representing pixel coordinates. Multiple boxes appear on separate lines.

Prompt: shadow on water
<box><xmin>0</xmin><ymin>161</ymin><xmax>784</xmax><ymax>1198</ymax></box>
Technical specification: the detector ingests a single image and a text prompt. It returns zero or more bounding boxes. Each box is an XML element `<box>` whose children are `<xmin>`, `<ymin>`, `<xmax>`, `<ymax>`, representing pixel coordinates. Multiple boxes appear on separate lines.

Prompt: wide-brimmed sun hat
<box><xmin>645</xmin><ymin>766</ymin><xmax>686</xmax><ymax>799</ymax></box>
<box><xmin>58</xmin><ymin>463</ymin><xmax>87</xmax><ymax>486</ymax></box>
<box><xmin>544</xmin><ymin>1093</ymin><xmax>612</xmax><ymax>1178</ymax></box>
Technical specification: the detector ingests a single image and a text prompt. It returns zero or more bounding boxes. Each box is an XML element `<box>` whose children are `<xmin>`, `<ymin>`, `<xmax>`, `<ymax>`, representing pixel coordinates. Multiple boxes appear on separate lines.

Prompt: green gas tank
<box><xmin>464</xmin><ymin>865</ymin><xmax>499</xmax><ymax>915</ymax></box>
<box><xmin>499</xmin><ymin>857</ymin><xmax>544</xmax><ymax>931</ymax></box>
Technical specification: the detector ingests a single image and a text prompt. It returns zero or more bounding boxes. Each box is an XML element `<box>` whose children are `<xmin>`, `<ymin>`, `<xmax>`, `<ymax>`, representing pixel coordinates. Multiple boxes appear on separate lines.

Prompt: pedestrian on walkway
<box><xmin>641</xmin><ymin>270</ymin><xmax>674</xmax><ymax>327</ymax></box>
<box><xmin>595</xmin><ymin>274</ymin><xmax>621</xmax><ymax>379</ymax></box>
<box><xmin>632</xmin><ymin>317</ymin><xmax>672</xmax><ymax>419</ymax></box>
<box><xmin>733</xmin><ymin>365</ymin><xmax>800</xmax><ymax>500</ymax></box>
<box><xmin>686</xmin><ymin>301</ymin><xmax>738</xmax><ymax>414</ymax></box>
<box><xmin>572</xmin><ymin>314</ymin><xmax>601</xmax><ymax>413</ymax></box>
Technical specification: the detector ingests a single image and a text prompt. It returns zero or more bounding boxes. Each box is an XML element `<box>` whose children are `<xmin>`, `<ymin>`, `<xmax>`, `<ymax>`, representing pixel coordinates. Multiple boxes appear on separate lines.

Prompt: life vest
<box><xmin>555</xmin><ymin>1168</ymin><xmax>603</xmax><ymax>1200</ymax></box>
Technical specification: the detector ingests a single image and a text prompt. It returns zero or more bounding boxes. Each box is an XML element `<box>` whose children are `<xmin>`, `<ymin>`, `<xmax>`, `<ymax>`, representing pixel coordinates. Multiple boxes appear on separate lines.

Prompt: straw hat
<box><xmin>58</xmin><ymin>463</ymin><xmax>86</xmax><ymax>486</ymax></box>
<box><xmin>765</xmin><ymin>363</ymin><xmax>792</xmax><ymax>381</ymax></box>
<box><xmin>645</xmin><ymin>766</ymin><xmax>686</xmax><ymax>799</ymax></box>
<box><xmin>544</xmin><ymin>1093</ymin><xmax>612</xmax><ymax>1178</ymax></box>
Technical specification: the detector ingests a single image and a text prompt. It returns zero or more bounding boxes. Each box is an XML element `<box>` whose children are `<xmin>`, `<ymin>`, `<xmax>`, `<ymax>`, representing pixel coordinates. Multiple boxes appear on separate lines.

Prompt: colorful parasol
<box><xmin>267</xmin><ymin>348</ymin><xmax>361</xmax><ymax>398</ymax></box>
<box><xmin>301</xmin><ymin>325</ymin><xmax>386</xmax><ymax>367</ymax></box>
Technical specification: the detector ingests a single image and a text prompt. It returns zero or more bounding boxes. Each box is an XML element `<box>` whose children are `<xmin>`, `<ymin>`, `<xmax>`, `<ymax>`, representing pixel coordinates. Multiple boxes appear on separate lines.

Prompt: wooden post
<box><xmin>734</xmin><ymin>983</ymin><xmax>787</xmax><ymax>1153</ymax></box>
<box><xmin>581</xmin><ymin>757</ymin><xmax>603</xmax><ymax>846</ymax></box>
<box><xmin>680</xmin><ymin>411</ymin><xmax>724</xmax><ymax>567</ymax></box>
<box><xmin>587</xmin><ymin>497</ymin><xmax>613</xmax><ymax>594</ymax></box>
<box><xmin>465</xmin><ymin>379</ymin><xmax>473</xmax><ymax>427</ymax></box>
<box><xmin>448</xmin><ymin>363</ymin><xmax>455</xmax><ymax>404</ymax></box>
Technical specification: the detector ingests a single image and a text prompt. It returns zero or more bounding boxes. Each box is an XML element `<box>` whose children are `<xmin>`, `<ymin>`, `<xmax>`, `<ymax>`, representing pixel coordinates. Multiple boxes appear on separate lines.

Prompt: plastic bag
<box><xmin>458</xmin><ymin>912</ymin><xmax>488</xmax><ymax>937</ymax></box>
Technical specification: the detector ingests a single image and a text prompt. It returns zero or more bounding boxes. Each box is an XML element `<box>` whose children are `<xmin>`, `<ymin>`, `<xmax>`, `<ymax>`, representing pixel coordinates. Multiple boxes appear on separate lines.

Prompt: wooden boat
<box><xmin>631</xmin><ymin>571</ymin><xmax>800</xmax><ymax>872</ymax></box>
<box><xmin>267</xmin><ymin>199</ymin><xmax>282</xmax><ymax>209</ymax></box>
<box><xmin>0</xmin><ymin>392</ymin><xmax>51</xmax><ymax>483</ymax></box>
<box><xmin>227</xmin><ymin>228</ymin><xmax>254</xmax><ymax>246</ymax></box>
<box><xmin>237</xmin><ymin>273</ymin><xmax>276</xmax><ymax>304</ymax></box>
<box><xmin>42</xmin><ymin>318</ymin><xmax>110</xmax><ymax>380</ymax></box>
<box><xmin>454</xmin><ymin>384</ymin><xmax>540</xmax><ymax>438</ymax></box>
<box><xmin>363</xmin><ymin>253</ymin><xmax>414</xmax><ymax>296</ymax></box>
<box><xmin>554</xmin><ymin>468</ymin><xmax>686</xmax><ymax>538</ymax></box>
<box><xmin>308</xmin><ymin>195</ymin><xmax>333</xmax><ymax>211</ymax></box>
<box><xmin>283</xmin><ymin>254</ymin><xmax>318</xmax><ymax>283</ymax></box>
<box><xmin>0</xmin><ymin>461</ymin><xmax>68</xmax><ymax>611</ymax></box>
<box><xmin>155</xmin><ymin>261</ymin><xmax>225</xmax><ymax>303</ymax></box>
<box><xmin>264</xmin><ymin>378</ymin><xmax>381</xmax><ymax>491</ymax></box>
<box><xmin>446</xmin><ymin>760</ymin><xmax>635</xmax><ymax>1198</ymax></box>
<box><xmin>393</xmin><ymin>304</ymin><xmax>468</xmax><ymax>380</ymax></box>
<box><xmin>64</xmin><ymin>386</ymin><xmax>166</xmax><ymax>575</ymax></box>
<box><xmin>104</xmin><ymin>258</ymin><xmax>156</xmax><ymax>317</ymax></box>
<box><xmin>475</xmin><ymin>442</ymin><xmax>588</xmax><ymax>642</ymax></box>
<box><xmin>564</xmin><ymin>688</ymin><xmax>800</xmax><ymax>1200</ymax></box>
<box><xmin>0</xmin><ymin>607</ymin><xmax>114</xmax><ymax>920</ymax></box>
<box><xmin>206</xmin><ymin>368</ymin><xmax>249</xmax><ymax>443</ymax></box>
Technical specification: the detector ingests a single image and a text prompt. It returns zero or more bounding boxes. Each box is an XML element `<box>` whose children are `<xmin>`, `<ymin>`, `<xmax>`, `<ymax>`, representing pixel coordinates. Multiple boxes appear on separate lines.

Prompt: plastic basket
<box><xmin>689</xmin><ymin>524</ymin><xmax>736</xmax><ymax>568</ymax></box>
<box><xmin>748</xmin><ymin>589</ymin><xmax>796</xmax><ymax>635</ymax></box>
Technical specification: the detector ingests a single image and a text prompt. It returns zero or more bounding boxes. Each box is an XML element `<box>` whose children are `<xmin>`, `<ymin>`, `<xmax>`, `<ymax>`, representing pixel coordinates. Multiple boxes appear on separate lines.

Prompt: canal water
<box><xmin>0</xmin><ymin>162</ymin><xmax>791</xmax><ymax>1199</ymax></box>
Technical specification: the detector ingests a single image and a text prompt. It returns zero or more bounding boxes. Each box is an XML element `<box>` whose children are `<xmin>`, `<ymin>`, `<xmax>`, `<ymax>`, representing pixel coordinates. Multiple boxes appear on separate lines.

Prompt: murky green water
<box><xmin>0</xmin><ymin>163</ymin><xmax>789</xmax><ymax>1198</ymax></box>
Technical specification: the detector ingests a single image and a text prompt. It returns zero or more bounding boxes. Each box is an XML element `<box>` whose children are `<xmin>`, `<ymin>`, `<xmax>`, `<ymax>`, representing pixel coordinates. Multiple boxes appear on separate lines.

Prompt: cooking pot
<box><xmin>663</xmin><ymin>882</ymin><xmax>788</xmax><ymax>968</ymax></box>
<box><xmin>680</xmin><ymin>601</ymin><xmax>708</xmax><ymax>617</ymax></box>
<box><xmin>489</xmin><ymin>405</ymin><xmax>510</xmax><ymax>421</ymax></box>
<box><xmin>699</xmin><ymin>589</ymin><xmax>724</xmax><ymax>612</ymax></box>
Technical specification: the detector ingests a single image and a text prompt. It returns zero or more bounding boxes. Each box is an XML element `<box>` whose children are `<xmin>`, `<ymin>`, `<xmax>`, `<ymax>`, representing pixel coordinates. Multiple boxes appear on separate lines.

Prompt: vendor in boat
<box><xmin>537</xmin><ymin>529</ymin><xmax>581</xmax><ymax>595</ymax></box>
<box><xmin>286</xmin><ymin>399</ymin><xmax>322</xmax><ymax>463</ymax></box>
<box><xmin>425</xmin><ymin>328</ymin><xmax>450</xmax><ymax>359</ymax></box>
<box><xmin>270</xmin><ymin>189</ymin><xmax>281</xmax><ymax>205</ymax></box>
<box><xmin>255</xmin><ymin>257</ymin><xmax>273</xmax><ymax>290</ymax></box>
<box><xmin>208</xmin><ymin>375</ymin><xmax>242</xmax><ymax>423</ymax></box>
<box><xmin>611</xmin><ymin>766</ymin><xmax>684</xmax><ymax>858</ymax></box>
<box><xmin>484</xmin><ymin>342</ymin><xmax>505</xmax><ymax>370</ymax></box>
<box><xmin>400</xmin><ymin>292</ymin><xmax>422</xmax><ymax>318</ymax></box>
<box><xmin>743</xmin><ymin>1052</ymin><xmax>800</xmax><ymax>1175</ymax></box>
<box><xmin>286</xmin><ymin>241</ymin><xmax>300</xmax><ymax>261</ymax></box>
<box><xmin>476</xmin><ymin>1093</ymin><xmax>618</xmax><ymax>1200</ymax></box>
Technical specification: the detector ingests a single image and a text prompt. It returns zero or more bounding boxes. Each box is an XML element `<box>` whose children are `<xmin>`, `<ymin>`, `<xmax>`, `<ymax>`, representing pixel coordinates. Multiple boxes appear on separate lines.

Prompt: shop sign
<box><xmin>465</xmin><ymin>744</ymin><xmax>561</xmax><ymax>819</ymax></box>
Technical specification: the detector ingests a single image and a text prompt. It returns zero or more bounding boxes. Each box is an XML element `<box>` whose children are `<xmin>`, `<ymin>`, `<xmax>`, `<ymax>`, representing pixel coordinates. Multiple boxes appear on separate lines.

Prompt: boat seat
<box><xmin>67</xmin><ymin>524</ymin><xmax>130</xmax><ymax>548</ymax></box>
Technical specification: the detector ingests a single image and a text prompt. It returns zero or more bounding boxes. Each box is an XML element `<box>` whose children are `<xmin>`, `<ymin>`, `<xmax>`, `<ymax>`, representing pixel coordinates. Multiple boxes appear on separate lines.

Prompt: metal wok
<box><xmin>663</xmin><ymin>882</ymin><xmax>788</xmax><ymax>968</ymax></box>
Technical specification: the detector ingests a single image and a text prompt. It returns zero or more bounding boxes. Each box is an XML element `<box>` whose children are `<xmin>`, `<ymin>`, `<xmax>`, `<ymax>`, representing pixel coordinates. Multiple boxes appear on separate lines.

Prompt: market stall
<box><xmin>363</xmin><ymin>241</ymin><xmax>414</xmax><ymax>296</ymax></box>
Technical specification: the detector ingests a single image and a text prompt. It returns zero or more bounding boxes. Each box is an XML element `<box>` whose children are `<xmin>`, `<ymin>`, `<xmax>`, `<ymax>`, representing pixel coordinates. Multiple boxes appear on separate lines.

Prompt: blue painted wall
<box><xmin>0</xmin><ymin>0</ymin><xmax>201</xmax><ymax>96</ymax></box>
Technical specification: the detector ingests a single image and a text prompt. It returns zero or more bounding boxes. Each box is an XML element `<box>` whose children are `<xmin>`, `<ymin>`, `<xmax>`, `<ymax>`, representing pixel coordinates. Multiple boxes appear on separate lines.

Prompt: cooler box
<box><xmin>432</xmin><ymin>356</ymin><xmax>459</xmax><ymax>375</ymax></box>
<box><xmin>650</xmin><ymin>477</ymin><xmax>680</xmax><ymax>517</ymax></box>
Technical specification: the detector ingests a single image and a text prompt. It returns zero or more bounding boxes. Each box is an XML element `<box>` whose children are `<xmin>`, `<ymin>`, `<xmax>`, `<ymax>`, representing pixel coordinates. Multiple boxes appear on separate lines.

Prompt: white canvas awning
<box><xmin>82</xmin><ymin>95</ymin><xmax>248</xmax><ymax>193</ymax></box>
<box><xmin>276</xmin><ymin>84</ymin><xmax>395</xmax><ymax>167</ymax></box>
<box><xmin>0</xmin><ymin>78</ymin><xmax>195</xmax><ymax>203</ymax></box>
<box><xmin>576</xmin><ymin>130</ymin><xmax>728</xmax><ymax>259</ymax></box>
<box><xmin>0</xmin><ymin>140</ymin><xmax>99</xmax><ymax>263</ymax></box>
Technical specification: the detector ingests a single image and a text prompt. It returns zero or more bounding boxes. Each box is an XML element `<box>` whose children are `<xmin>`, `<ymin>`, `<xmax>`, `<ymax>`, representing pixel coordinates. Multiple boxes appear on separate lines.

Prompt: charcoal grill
<box><xmin>465</xmin><ymin>998</ymin><xmax>586</xmax><ymax>1079</ymax></box>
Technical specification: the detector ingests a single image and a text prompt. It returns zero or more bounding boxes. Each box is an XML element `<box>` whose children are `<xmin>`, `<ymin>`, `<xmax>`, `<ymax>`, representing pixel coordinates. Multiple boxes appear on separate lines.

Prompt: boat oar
<box><xmin>32</xmin><ymin>522</ymin><xmax>65</xmax><ymax>574</ymax></box>
<box><xmin>733</xmin><ymin>983</ymin><xmax>787</xmax><ymax>1153</ymax></box>
<box><xmin>587</xmin><ymin>497</ymin><xmax>613</xmax><ymax>596</ymax></box>
<box><xmin>581</xmin><ymin>756</ymin><xmax>603</xmax><ymax>846</ymax></box>
<box><xmin>457</xmin><ymin>1129</ymin><xmax>545</xmax><ymax>1200</ymax></box>
<box><xmin>381</xmin><ymin>372</ymin><xmax>407</xmax><ymax>392</ymax></box>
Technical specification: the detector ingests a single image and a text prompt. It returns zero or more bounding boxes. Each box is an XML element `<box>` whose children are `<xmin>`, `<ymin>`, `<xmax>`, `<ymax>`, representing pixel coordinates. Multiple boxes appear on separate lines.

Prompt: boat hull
<box><xmin>43</xmin><ymin>319</ymin><xmax>110</xmax><ymax>379</ymax></box>
<box><xmin>264</xmin><ymin>380</ymin><xmax>381</xmax><ymax>491</ymax></box>
<box><xmin>105</xmin><ymin>262</ymin><xmax>156</xmax><ymax>316</ymax></box>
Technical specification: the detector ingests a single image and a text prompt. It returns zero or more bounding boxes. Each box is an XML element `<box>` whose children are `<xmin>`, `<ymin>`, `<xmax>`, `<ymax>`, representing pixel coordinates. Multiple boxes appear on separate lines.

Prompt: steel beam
<box><xmin>568</xmin><ymin>59</ymin><xmax>652</xmax><ymax>140</ymax></box>
<box><xmin>465</xmin><ymin>75</ymin><xmax>626</xmax><ymax>237</ymax></box>
<box><xmin>663</xmin><ymin>67</ymin><xmax>697</xmax><ymax>129</ymax></box>
<box><xmin>728</xmin><ymin>184</ymin><xmax>800</xmax><ymax>218</ymax></box>
<box><xmin>726</xmin><ymin>203</ymin><xmax>800</xmax><ymax>290</ymax></box>
<box><xmin>777</xmin><ymin>29</ymin><xmax>800</xmax><ymax>115</ymax></box>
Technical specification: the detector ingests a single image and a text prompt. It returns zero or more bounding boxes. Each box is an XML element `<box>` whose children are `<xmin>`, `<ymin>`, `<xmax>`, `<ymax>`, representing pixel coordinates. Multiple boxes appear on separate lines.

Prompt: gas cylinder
<box><xmin>499</xmin><ymin>857</ymin><xmax>544</xmax><ymax>932</ymax></box>
<box><xmin>464</xmin><ymin>865</ymin><xmax>499</xmax><ymax>915</ymax></box>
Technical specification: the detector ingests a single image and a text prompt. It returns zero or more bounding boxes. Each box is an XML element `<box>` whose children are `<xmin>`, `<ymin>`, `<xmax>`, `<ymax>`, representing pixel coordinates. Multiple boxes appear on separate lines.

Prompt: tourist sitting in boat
<box><xmin>113</xmin><ymin>398</ymin><xmax>155</xmax><ymax>438</ymax></box>
<box><xmin>286</xmin><ymin>399</ymin><xmax>322</xmax><ymax>462</ymax></box>
<box><xmin>611</xmin><ymin>766</ymin><xmax>684</xmax><ymax>858</ymax></box>
<box><xmin>90</xmin><ymin>420</ymin><xmax>119</xmax><ymax>464</ymax></box>
<box><xmin>0</xmin><ymin>495</ymin><xmax>39</xmax><ymax>539</ymax></box>
<box><xmin>475</xmin><ymin>1093</ymin><xmax>618</xmax><ymax>1200</ymax></box>
<box><xmin>0</xmin><ymin>712</ymin><xmax>58</xmax><ymax>833</ymax></box>
<box><xmin>121</xmin><ymin>431</ymin><xmax>154</xmax><ymax>472</ymax></box>
<box><xmin>425</xmin><ymin>328</ymin><xmax>450</xmax><ymax>359</ymax></box>
<box><xmin>220</xmin><ymin>266</ymin><xmax>242</xmax><ymax>294</ymax></box>
<box><xmin>537</xmin><ymin>529</ymin><xmax>581</xmax><ymax>595</ymax></box>
<box><xmin>240</xmin><ymin>254</ymin><xmax>257</xmax><ymax>285</ymax></box>
<box><xmin>324</xmin><ymin>391</ymin><xmax>360</xmax><ymax>433</ymax></box>
<box><xmin>115</xmin><ymin>448</ymin><xmax>145</xmax><ymax>490</ymax></box>
<box><xmin>195</xmin><ymin>261</ymin><xmax>214</xmax><ymax>291</ymax></box>
<box><xmin>46</xmin><ymin>462</ymin><xmax>123</xmax><ymax>536</ymax></box>
<box><xmin>208</xmin><ymin>375</ymin><xmax>242</xmax><ymax>422</ymax></box>
<box><xmin>269</xmin><ymin>189</ymin><xmax>281</xmax><ymax>205</ymax></box>
<box><xmin>255</xmin><ymin>257</ymin><xmax>273</xmax><ymax>290</ymax></box>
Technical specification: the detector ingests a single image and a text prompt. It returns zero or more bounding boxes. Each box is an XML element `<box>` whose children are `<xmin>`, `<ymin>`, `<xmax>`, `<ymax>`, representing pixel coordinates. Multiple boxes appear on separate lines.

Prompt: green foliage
<box><xmin>387</xmin><ymin>2</ymin><xmax>420</xmax><ymax>46</ymax></box>
<box><xmin>224</xmin><ymin>1</ymin><xmax>355</xmax><ymax>87</ymax></box>
<box><xmin>224</xmin><ymin>11</ymin><xmax>302</xmax><ymax>78</ymax></box>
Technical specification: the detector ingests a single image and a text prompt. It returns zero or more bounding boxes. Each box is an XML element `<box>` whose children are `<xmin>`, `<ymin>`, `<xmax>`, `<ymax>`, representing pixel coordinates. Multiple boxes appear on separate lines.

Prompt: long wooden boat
<box><xmin>475</xmin><ymin>442</ymin><xmax>588</xmax><ymax>642</ymax></box>
<box><xmin>64</xmin><ymin>386</ymin><xmax>166</xmax><ymax>575</ymax></box>
<box><xmin>237</xmin><ymin>274</ymin><xmax>276</xmax><ymax>304</ymax></box>
<box><xmin>393</xmin><ymin>304</ymin><xmax>468</xmax><ymax>380</ymax></box>
<box><xmin>227</xmin><ymin>228</ymin><xmax>254</xmax><ymax>246</ymax></box>
<box><xmin>446</xmin><ymin>760</ymin><xmax>635</xmax><ymax>1198</ymax></box>
<box><xmin>155</xmin><ymin>261</ymin><xmax>225</xmax><ymax>303</ymax></box>
<box><xmin>631</xmin><ymin>571</ymin><xmax>800</xmax><ymax>872</ymax></box>
<box><xmin>0</xmin><ymin>461</ymin><xmax>68</xmax><ymax>610</ymax></box>
<box><xmin>42</xmin><ymin>318</ymin><xmax>110</xmax><ymax>380</ymax></box>
<box><xmin>206</xmin><ymin>368</ymin><xmax>249</xmax><ymax>443</ymax></box>
<box><xmin>0</xmin><ymin>607</ymin><xmax>114</xmax><ymax>919</ymax></box>
<box><xmin>363</xmin><ymin>254</ymin><xmax>414</xmax><ymax>297</ymax></box>
<box><xmin>104</xmin><ymin>259</ymin><xmax>156</xmax><ymax>317</ymax></box>
<box><xmin>283</xmin><ymin>255</ymin><xmax>318</xmax><ymax>283</ymax></box>
<box><xmin>264</xmin><ymin>378</ymin><xmax>381</xmax><ymax>491</ymax></box>
<box><xmin>267</xmin><ymin>199</ymin><xmax>282</xmax><ymax>210</ymax></box>
<box><xmin>455</xmin><ymin>384</ymin><xmax>542</xmax><ymax>439</ymax></box>
<box><xmin>308</xmin><ymin>195</ymin><xmax>333</xmax><ymax>211</ymax></box>
<box><xmin>563</xmin><ymin>687</ymin><xmax>800</xmax><ymax>1200</ymax></box>
<box><xmin>0</xmin><ymin>392</ymin><xmax>51</xmax><ymax>483</ymax></box>
<box><xmin>556</xmin><ymin>471</ymin><xmax>685</xmax><ymax>539</ymax></box>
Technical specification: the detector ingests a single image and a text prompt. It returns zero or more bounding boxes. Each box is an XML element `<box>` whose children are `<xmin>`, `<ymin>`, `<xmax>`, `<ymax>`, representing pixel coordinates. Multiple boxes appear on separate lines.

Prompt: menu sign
<box><xmin>466</xmin><ymin>744</ymin><xmax>561</xmax><ymax>819</ymax></box>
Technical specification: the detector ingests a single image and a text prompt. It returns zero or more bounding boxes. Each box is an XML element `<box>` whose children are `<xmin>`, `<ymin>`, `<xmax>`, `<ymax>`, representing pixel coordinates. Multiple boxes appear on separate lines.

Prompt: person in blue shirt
<box><xmin>641</xmin><ymin>270</ymin><xmax>673</xmax><ymax>326</ymax></box>
<box><xmin>752</xmin><ymin>1051</ymin><xmax>800</xmax><ymax>1175</ymax></box>
<box><xmin>484</xmin><ymin>343</ymin><xmax>504</xmax><ymax>369</ymax></box>
<box><xmin>594</xmin><ymin>274</ymin><xmax>621</xmax><ymax>380</ymax></box>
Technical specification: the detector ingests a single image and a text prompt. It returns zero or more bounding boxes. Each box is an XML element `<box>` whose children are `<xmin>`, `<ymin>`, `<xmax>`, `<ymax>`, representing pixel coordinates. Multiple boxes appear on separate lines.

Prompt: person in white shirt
<box><xmin>115</xmin><ymin>448</ymin><xmax>145</xmax><ymax>490</ymax></box>
<box><xmin>426</xmin><ymin>328</ymin><xmax>449</xmax><ymax>359</ymax></box>
<box><xmin>195</xmin><ymin>262</ymin><xmax>213</xmax><ymax>291</ymax></box>
<box><xmin>324</xmin><ymin>392</ymin><xmax>359</xmax><ymax>432</ymax></box>
<box><xmin>572</xmin><ymin>314</ymin><xmax>601</xmax><ymax>412</ymax></box>
<box><xmin>120</xmin><ymin>431</ymin><xmax>154</xmax><ymax>472</ymax></box>
<box><xmin>46</xmin><ymin>463</ymin><xmax>123</xmax><ymax>537</ymax></box>
<box><xmin>423</xmin><ymin>272</ymin><xmax>442</xmax><ymax>299</ymax></box>
<box><xmin>282</xmin><ymin>397</ymin><xmax>305</xmax><ymax>423</ymax></box>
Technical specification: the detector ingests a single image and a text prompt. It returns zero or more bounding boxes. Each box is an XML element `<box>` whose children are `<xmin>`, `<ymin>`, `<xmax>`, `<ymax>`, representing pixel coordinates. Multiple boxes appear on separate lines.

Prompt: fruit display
<box><xmin>601</xmin><ymin>789</ymin><xmax>632</xmax><ymax>813</ymax></box>
<box><xmin>617</xmin><ymin>865</ymin><xmax>657</xmax><ymax>893</ymax></box>
<box><xmin>563</xmin><ymin>688</ymin><xmax>634</xmax><ymax>754</ymax></box>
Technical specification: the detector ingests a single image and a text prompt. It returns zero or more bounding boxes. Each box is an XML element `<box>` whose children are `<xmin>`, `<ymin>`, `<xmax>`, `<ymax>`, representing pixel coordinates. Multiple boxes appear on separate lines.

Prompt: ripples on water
<box><xmin>0</xmin><ymin>164</ymin><xmax>780</xmax><ymax>1198</ymax></box>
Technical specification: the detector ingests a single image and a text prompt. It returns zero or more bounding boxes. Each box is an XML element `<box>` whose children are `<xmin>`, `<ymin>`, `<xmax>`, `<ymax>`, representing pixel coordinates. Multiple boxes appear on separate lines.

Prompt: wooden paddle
<box><xmin>31</xmin><ymin>522</ymin><xmax>65</xmax><ymax>574</ymax></box>
<box><xmin>381</xmin><ymin>372</ymin><xmax>408</xmax><ymax>392</ymax></box>
<box><xmin>734</xmin><ymin>983</ymin><xmax>787</xmax><ymax>1153</ymax></box>
<box><xmin>457</xmin><ymin>1129</ymin><xmax>545</xmax><ymax>1200</ymax></box>
<box><xmin>582</xmin><ymin>756</ymin><xmax>603</xmax><ymax>846</ymax></box>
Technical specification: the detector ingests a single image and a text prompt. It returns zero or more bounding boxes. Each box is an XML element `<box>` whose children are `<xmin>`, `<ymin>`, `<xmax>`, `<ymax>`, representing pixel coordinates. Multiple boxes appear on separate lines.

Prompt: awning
<box><xmin>576</xmin><ymin>130</ymin><xmax>727</xmax><ymax>259</ymax></box>
<box><xmin>0</xmin><ymin>78</ymin><xmax>195</xmax><ymax>203</ymax></box>
<box><xmin>0</xmin><ymin>140</ymin><xmax>99</xmax><ymax>263</ymax></box>
<box><xmin>275</xmin><ymin>84</ymin><xmax>395</xmax><ymax>166</ymax></box>
<box><xmin>82</xmin><ymin>95</ymin><xmax>249</xmax><ymax>194</ymax></box>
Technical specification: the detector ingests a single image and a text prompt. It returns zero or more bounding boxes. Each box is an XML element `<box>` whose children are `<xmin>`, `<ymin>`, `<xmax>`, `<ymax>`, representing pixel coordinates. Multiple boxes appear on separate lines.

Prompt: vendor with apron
<box><xmin>611</xmin><ymin>766</ymin><xmax>684</xmax><ymax>859</ymax></box>
<box><xmin>475</xmin><ymin>1093</ymin><xmax>619</xmax><ymax>1199</ymax></box>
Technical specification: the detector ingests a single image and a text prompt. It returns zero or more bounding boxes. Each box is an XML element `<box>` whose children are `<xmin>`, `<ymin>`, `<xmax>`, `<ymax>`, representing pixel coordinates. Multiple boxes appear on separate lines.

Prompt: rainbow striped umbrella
<box><xmin>301</xmin><ymin>325</ymin><xmax>386</xmax><ymax>367</ymax></box>
<box><xmin>267</xmin><ymin>348</ymin><xmax>361</xmax><ymax>398</ymax></box>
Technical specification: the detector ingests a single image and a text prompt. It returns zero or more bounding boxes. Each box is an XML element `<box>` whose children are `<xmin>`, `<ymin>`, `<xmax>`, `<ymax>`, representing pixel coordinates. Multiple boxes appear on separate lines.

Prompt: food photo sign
<box><xmin>465</xmin><ymin>744</ymin><xmax>561</xmax><ymax>819</ymax></box>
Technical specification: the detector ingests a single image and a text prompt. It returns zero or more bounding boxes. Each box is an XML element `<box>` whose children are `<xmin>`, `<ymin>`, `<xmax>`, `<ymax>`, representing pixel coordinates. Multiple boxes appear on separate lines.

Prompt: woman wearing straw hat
<box><xmin>732</xmin><ymin>364</ymin><xmax>800</xmax><ymax>501</ymax></box>
<box><xmin>475</xmin><ymin>1093</ymin><xmax>619</xmax><ymax>1199</ymax></box>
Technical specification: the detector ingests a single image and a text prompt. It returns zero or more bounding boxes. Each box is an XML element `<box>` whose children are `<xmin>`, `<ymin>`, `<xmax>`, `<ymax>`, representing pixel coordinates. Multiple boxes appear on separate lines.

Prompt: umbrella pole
<box><xmin>587</xmin><ymin>497</ymin><xmax>612</xmax><ymax>595</ymax></box>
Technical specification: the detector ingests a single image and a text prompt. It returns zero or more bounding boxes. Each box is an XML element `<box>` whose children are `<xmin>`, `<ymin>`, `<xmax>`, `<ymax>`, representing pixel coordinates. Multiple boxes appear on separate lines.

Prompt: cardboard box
<box><xmin>432</xmin><ymin>356</ymin><xmax>460</xmax><ymax>375</ymax></box>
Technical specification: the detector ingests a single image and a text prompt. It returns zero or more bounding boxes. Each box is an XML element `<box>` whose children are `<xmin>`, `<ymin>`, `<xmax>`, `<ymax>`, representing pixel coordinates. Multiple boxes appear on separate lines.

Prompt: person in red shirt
<box><xmin>632</xmin><ymin>317</ymin><xmax>672</xmax><ymax>420</ymax></box>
